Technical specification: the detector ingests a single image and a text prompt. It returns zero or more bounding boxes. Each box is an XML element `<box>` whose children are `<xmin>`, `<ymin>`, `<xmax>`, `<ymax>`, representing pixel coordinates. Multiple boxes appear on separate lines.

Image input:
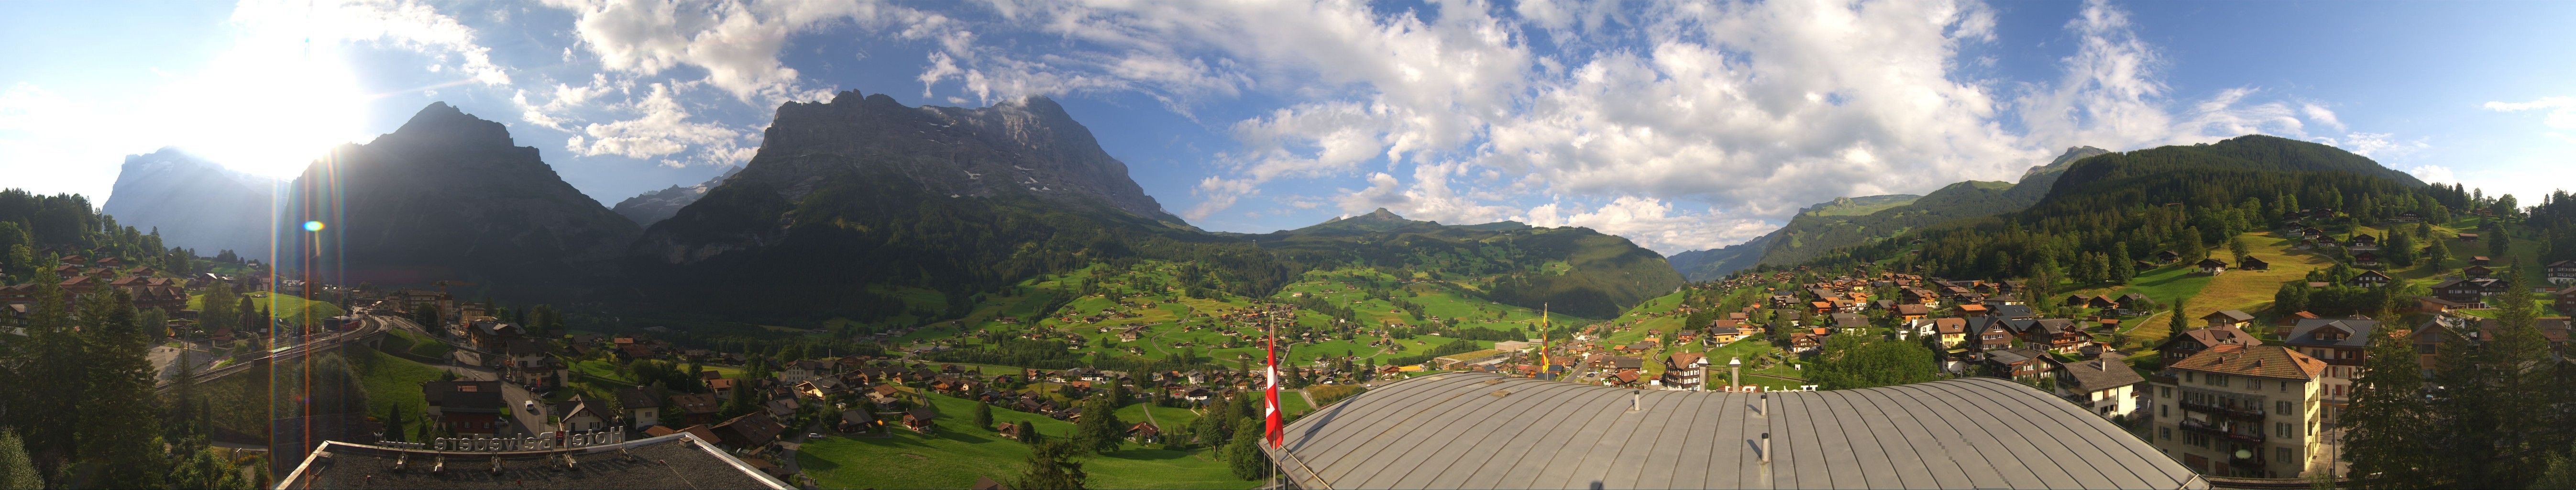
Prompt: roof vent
<box><xmin>1484</xmin><ymin>379</ymin><xmax>1504</xmax><ymax>386</ymax></box>
<box><xmin>1491</xmin><ymin>390</ymin><xmax>1511</xmax><ymax>398</ymax></box>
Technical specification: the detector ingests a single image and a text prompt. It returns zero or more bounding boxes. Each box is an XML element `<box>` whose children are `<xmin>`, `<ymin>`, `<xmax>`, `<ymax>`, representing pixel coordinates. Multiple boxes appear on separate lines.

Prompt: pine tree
<box><xmin>1073</xmin><ymin>398</ymin><xmax>1125</xmax><ymax>455</ymax></box>
<box><xmin>2109</xmin><ymin>243</ymin><xmax>2136</xmax><ymax>283</ymax></box>
<box><xmin>19</xmin><ymin>267</ymin><xmax>83</xmax><ymax>466</ymax></box>
<box><xmin>2165</xmin><ymin>299</ymin><xmax>2189</xmax><ymax>346</ymax></box>
<box><xmin>0</xmin><ymin>429</ymin><xmax>37</xmax><ymax>490</ymax></box>
<box><xmin>75</xmin><ymin>289</ymin><xmax>165</xmax><ymax>488</ymax></box>
<box><xmin>2492</xmin><ymin>226</ymin><xmax>2514</xmax><ymax>259</ymax></box>
<box><xmin>2342</xmin><ymin>329</ymin><xmax>2435</xmax><ymax>489</ymax></box>
<box><xmin>2425</xmin><ymin>239</ymin><xmax>2452</xmax><ymax>274</ymax></box>
<box><xmin>1013</xmin><ymin>440</ymin><xmax>1088</xmax><ymax>490</ymax></box>
<box><xmin>1223</xmin><ymin>423</ymin><xmax>1267</xmax><ymax>480</ymax></box>
<box><xmin>973</xmin><ymin>402</ymin><xmax>995</xmax><ymax>431</ymax></box>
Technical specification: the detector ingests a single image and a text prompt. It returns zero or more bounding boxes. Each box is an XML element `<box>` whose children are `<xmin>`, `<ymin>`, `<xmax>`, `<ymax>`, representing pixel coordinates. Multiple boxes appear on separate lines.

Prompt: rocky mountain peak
<box><xmin>726</xmin><ymin>91</ymin><xmax>1176</xmax><ymax>222</ymax></box>
<box><xmin>384</xmin><ymin>101</ymin><xmax>516</xmax><ymax>148</ymax></box>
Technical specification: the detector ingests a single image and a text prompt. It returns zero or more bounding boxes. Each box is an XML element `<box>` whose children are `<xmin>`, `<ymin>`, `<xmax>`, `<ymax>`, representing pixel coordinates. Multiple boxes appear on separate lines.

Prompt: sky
<box><xmin>2</xmin><ymin>0</ymin><xmax>2571</xmax><ymax>256</ymax></box>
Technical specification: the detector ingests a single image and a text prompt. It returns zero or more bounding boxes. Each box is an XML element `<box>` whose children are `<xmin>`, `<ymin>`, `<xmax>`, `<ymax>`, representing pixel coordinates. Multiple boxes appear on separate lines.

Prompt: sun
<box><xmin>152</xmin><ymin>13</ymin><xmax>373</xmax><ymax>179</ymax></box>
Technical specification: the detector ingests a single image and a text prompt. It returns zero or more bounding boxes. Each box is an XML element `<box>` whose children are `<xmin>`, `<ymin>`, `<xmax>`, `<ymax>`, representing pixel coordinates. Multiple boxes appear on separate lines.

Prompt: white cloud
<box><xmin>2485</xmin><ymin>96</ymin><xmax>2576</xmax><ymax>130</ymax></box>
<box><xmin>942</xmin><ymin>0</ymin><xmax>2393</xmax><ymax>252</ymax></box>
<box><xmin>564</xmin><ymin>82</ymin><xmax>752</xmax><ymax>167</ymax></box>
<box><xmin>2403</xmin><ymin>164</ymin><xmax>2457</xmax><ymax>185</ymax></box>
<box><xmin>2315</xmin><ymin>132</ymin><xmax>2428</xmax><ymax>158</ymax></box>
<box><xmin>231</xmin><ymin>0</ymin><xmax>513</xmax><ymax>87</ymax></box>
<box><xmin>2301</xmin><ymin>103</ymin><xmax>2346</xmax><ymax>132</ymax></box>
<box><xmin>544</xmin><ymin>0</ymin><xmax>885</xmax><ymax>103</ymax></box>
<box><xmin>1518</xmin><ymin>196</ymin><xmax>1775</xmax><ymax>255</ymax></box>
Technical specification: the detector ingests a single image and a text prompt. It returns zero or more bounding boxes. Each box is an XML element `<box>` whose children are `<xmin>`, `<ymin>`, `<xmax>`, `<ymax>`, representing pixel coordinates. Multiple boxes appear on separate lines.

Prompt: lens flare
<box><xmin>303</xmin><ymin>221</ymin><xmax>325</xmax><ymax>232</ymax></box>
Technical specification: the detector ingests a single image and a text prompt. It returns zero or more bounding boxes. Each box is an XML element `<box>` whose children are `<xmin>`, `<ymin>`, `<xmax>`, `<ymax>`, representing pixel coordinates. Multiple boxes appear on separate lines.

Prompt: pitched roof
<box><xmin>2172</xmin><ymin>325</ymin><xmax>2263</xmax><ymax>350</ymax></box>
<box><xmin>1266</xmin><ymin>372</ymin><xmax>2207</xmax><ymax>490</ymax></box>
<box><xmin>2286</xmin><ymin>318</ymin><xmax>2383</xmax><ymax>348</ymax></box>
<box><xmin>2050</xmin><ymin>354</ymin><xmax>2147</xmax><ymax>391</ymax></box>
<box><xmin>2167</xmin><ymin>344</ymin><xmax>2324</xmax><ymax>380</ymax></box>
<box><xmin>2201</xmin><ymin>310</ymin><xmax>2254</xmax><ymax>323</ymax></box>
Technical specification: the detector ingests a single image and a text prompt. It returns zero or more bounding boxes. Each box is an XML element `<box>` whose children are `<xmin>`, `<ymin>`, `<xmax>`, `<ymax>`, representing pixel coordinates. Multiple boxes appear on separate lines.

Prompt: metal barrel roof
<box><xmin>1268</xmin><ymin>372</ymin><xmax>2208</xmax><ymax>490</ymax></box>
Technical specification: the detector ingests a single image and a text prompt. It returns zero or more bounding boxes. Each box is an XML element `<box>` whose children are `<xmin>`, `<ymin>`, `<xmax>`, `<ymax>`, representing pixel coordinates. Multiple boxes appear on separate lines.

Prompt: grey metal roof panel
<box><xmin>1272</xmin><ymin>373</ymin><xmax>2206</xmax><ymax>490</ymax></box>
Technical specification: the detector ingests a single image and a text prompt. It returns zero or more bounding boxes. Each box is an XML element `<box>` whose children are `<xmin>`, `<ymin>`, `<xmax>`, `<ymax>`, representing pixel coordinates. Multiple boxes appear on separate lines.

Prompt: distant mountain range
<box><xmin>1667</xmin><ymin>146</ymin><xmax>2110</xmax><ymax>281</ymax></box>
<box><xmin>610</xmin><ymin>167</ymin><xmax>738</xmax><ymax>227</ymax></box>
<box><xmin>99</xmin><ymin>148</ymin><xmax>279</xmax><ymax>255</ymax></box>
<box><xmin>128</xmin><ymin>95</ymin><xmax>2406</xmax><ymax>328</ymax></box>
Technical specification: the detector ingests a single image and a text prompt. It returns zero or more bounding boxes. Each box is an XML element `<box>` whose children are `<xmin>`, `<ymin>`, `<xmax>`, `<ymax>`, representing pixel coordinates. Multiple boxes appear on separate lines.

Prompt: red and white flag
<box><xmin>1265</xmin><ymin>321</ymin><xmax>1283</xmax><ymax>447</ymax></box>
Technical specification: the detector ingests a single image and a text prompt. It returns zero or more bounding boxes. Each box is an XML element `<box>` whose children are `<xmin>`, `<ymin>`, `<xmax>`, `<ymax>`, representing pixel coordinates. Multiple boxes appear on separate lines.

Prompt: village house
<box><xmin>618</xmin><ymin>387</ymin><xmax>665</xmax><ymax>430</ymax></box>
<box><xmin>423</xmin><ymin>380</ymin><xmax>507</xmax><ymax>434</ymax></box>
<box><xmin>2159</xmin><ymin>326</ymin><xmax>2263</xmax><ymax>368</ymax></box>
<box><xmin>2197</xmin><ymin>258</ymin><xmax>2230</xmax><ymax>275</ymax></box>
<box><xmin>2019</xmin><ymin>319</ymin><xmax>2087</xmax><ymax>354</ymax></box>
<box><xmin>2239</xmin><ymin>256</ymin><xmax>2270</xmax><ymax>271</ymax></box>
<box><xmin>2147</xmin><ymin>344</ymin><xmax>2331</xmax><ymax>479</ymax></box>
<box><xmin>1933</xmin><ymin>318</ymin><xmax>1968</xmax><ymax>348</ymax></box>
<box><xmin>2284</xmin><ymin>317</ymin><xmax>2380</xmax><ymax>423</ymax></box>
<box><xmin>2346</xmin><ymin>270</ymin><xmax>2393</xmax><ymax>288</ymax></box>
<box><xmin>2202</xmin><ymin>310</ymin><xmax>2256</xmax><ymax>330</ymax></box>
<box><xmin>2048</xmin><ymin>353</ymin><xmax>2146</xmax><ymax>419</ymax></box>
<box><xmin>2548</xmin><ymin>260</ymin><xmax>2576</xmax><ymax>285</ymax></box>
<box><xmin>1662</xmin><ymin>352</ymin><xmax>1707</xmax><ymax>390</ymax></box>
<box><xmin>1968</xmin><ymin>317</ymin><xmax>2016</xmax><ymax>352</ymax></box>
<box><xmin>2464</xmin><ymin>265</ymin><xmax>2495</xmax><ymax>279</ymax></box>
<box><xmin>551</xmin><ymin>396</ymin><xmax>611</xmax><ymax>433</ymax></box>
<box><xmin>1981</xmin><ymin>347</ymin><xmax>2050</xmax><ymax>379</ymax></box>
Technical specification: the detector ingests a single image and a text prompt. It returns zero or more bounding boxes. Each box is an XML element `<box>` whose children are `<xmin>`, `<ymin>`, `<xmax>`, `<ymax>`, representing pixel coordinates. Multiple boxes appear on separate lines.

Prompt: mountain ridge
<box><xmin>99</xmin><ymin>148</ymin><xmax>279</xmax><ymax>254</ymax></box>
<box><xmin>275</xmin><ymin>102</ymin><xmax>640</xmax><ymax>296</ymax></box>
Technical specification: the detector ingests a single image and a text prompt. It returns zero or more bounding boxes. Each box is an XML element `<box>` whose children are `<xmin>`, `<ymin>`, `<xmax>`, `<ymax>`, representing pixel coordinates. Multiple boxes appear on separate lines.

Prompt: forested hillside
<box><xmin>1669</xmin><ymin>146</ymin><xmax>2109</xmax><ymax>280</ymax></box>
<box><xmin>1245</xmin><ymin>209</ymin><xmax>1684</xmax><ymax>319</ymax></box>
<box><xmin>1811</xmin><ymin>135</ymin><xmax>2440</xmax><ymax>281</ymax></box>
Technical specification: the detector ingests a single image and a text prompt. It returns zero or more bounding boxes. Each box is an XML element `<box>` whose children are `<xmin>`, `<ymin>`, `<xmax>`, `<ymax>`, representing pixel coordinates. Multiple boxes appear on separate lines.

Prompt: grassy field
<box><xmin>799</xmin><ymin>393</ymin><xmax>1255</xmax><ymax>490</ymax></box>
<box><xmin>2187</xmin><ymin>232</ymin><xmax>2337</xmax><ymax>318</ymax></box>
<box><xmin>346</xmin><ymin>345</ymin><xmax>446</xmax><ymax>416</ymax></box>
<box><xmin>380</xmin><ymin>327</ymin><xmax>453</xmax><ymax>358</ymax></box>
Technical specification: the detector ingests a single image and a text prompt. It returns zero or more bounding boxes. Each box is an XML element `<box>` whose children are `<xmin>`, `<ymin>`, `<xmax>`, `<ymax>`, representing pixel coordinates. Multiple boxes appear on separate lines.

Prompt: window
<box><xmin>2161</xmin><ymin>427</ymin><xmax>2172</xmax><ymax>440</ymax></box>
<box><xmin>2276</xmin><ymin>423</ymin><xmax>2290</xmax><ymax>437</ymax></box>
<box><xmin>2249</xmin><ymin>379</ymin><xmax>2263</xmax><ymax>390</ymax></box>
<box><xmin>2209</xmin><ymin>374</ymin><xmax>2229</xmax><ymax>387</ymax></box>
<box><xmin>2277</xmin><ymin>447</ymin><xmax>2293</xmax><ymax>464</ymax></box>
<box><xmin>2161</xmin><ymin>387</ymin><xmax>2173</xmax><ymax>399</ymax></box>
<box><xmin>2161</xmin><ymin>405</ymin><xmax>2169</xmax><ymax>417</ymax></box>
<box><xmin>2278</xmin><ymin>401</ymin><xmax>2291</xmax><ymax>414</ymax></box>
<box><xmin>2186</xmin><ymin>372</ymin><xmax>2197</xmax><ymax>383</ymax></box>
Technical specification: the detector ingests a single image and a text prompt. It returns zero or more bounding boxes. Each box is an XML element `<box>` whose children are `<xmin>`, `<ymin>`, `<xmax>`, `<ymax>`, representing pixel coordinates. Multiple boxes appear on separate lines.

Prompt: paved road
<box><xmin>781</xmin><ymin>414</ymin><xmax>828</xmax><ymax>489</ymax></box>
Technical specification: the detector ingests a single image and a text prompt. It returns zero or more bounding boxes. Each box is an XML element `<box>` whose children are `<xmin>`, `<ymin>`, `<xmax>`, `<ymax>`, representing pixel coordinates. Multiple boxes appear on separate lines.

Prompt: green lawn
<box><xmin>346</xmin><ymin>346</ymin><xmax>446</xmax><ymax>416</ymax></box>
<box><xmin>381</xmin><ymin>327</ymin><xmax>452</xmax><ymax>359</ymax></box>
<box><xmin>799</xmin><ymin>393</ymin><xmax>1254</xmax><ymax>490</ymax></box>
<box><xmin>572</xmin><ymin>359</ymin><xmax>634</xmax><ymax>384</ymax></box>
<box><xmin>1113</xmin><ymin>402</ymin><xmax>1201</xmax><ymax>430</ymax></box>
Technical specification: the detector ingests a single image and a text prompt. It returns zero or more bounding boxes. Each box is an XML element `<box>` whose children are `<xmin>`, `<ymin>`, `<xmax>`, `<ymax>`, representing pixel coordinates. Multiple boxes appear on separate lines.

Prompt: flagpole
<box><xmin>1264</xmin><ymin>311</ymin><xmax>1283</xmax><ymax>487</ymax></box>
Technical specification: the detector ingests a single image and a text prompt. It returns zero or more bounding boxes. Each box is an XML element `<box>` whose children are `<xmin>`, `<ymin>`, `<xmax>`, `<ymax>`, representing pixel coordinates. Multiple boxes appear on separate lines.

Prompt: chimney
<box><xmin>1760</xmin><ymin>433</ymin><xmax>1772</xmax><ymax>463</ymax></box>
<box><xmin>1631</xmin><ymin>390</ymin><xmax>1642</xmax><ymax>412</ymax></box>
<box><xmin>1758</xmin><ymin>393</ymin><xmax>1769</xmax><ymax>416</ymax></box>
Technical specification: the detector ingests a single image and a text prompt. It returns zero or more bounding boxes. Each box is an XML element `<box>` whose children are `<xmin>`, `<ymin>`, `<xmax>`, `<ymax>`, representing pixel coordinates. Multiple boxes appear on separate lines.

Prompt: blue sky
<box><xmin>2</xmin><ymin>0</ymin><xmax>2570</xmax><ymax>255</ymax></box>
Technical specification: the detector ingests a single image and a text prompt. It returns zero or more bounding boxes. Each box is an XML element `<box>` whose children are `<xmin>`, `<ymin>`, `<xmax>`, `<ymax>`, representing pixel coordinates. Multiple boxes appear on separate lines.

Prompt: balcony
<box><xmin>2179</xmin><ymin>418</ymin><xmax>2268</xmax><ymax>444</ymax></box>
<box><xmin>2179</xmin><ymin>399</ymin><xmax>2267</xmax><ymax>420</ymax></box>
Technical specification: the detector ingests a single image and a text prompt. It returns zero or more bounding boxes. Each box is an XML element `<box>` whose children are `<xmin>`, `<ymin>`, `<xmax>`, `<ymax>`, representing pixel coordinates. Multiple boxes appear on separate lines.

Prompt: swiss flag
<box><xmin>1265</xmin><ymin>325</ymin><xmax>1283</xmax><ymax>447</ymax></box>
